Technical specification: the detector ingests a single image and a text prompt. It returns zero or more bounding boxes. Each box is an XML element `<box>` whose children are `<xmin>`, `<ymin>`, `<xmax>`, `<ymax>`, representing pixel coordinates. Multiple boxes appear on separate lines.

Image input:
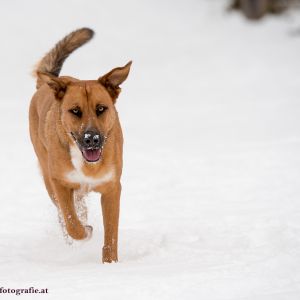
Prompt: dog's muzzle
<box><xmin>71</xmin><ymin>130</ymin><xmax>106</xmax><ymax>163</ymax></box>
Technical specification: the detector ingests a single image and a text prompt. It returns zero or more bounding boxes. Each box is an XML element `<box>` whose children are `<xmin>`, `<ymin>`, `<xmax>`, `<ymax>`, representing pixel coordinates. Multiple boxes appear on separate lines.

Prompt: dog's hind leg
<box><xmin>74</xmin><ymin>189</ymin><xmax>88</xmax><ymax>225</ymax></box>
<box><xmin>51</xmin><ymin>178</ymin><xmax>92</xmax><ymax>240</ymax></box>
<box><xmin>41</xmin><ymin>171</ymin><xmax>57</xmax><ymax>206</ymax></box>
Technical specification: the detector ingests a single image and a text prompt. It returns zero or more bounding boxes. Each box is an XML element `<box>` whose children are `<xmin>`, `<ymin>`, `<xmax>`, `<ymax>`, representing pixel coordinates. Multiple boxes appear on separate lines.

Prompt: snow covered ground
<box><xmin>0</xmin><ymin>0</ymin><xmax>300</xmax><ymax>299</ymax></box>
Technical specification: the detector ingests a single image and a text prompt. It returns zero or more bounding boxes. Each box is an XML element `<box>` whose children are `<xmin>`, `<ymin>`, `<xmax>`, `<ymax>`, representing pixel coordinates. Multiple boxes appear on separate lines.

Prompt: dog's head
<box><xmin>38</xmin><ymin>61</ymin><xmax>131</xmax><ymax>163</ymax></box>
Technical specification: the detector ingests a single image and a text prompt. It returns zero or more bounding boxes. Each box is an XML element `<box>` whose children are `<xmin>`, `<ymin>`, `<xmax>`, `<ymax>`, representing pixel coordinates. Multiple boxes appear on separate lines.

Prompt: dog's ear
<box><xmin>37</xmin><ymin>72</ymin><xmax>68</xmax><ymax>100</ymax></box>
<box><xmin>98</xmin><ymin>61</ymin><xmax>132</xmax><ymax>103</ymax></box>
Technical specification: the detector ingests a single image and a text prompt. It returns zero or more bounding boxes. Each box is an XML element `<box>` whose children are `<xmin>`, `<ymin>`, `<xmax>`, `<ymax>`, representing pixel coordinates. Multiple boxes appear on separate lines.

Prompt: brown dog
<box><xmin>29</xmin><ymin>28</ymin><xmax>131</xmax><ymax>263</ymax></box>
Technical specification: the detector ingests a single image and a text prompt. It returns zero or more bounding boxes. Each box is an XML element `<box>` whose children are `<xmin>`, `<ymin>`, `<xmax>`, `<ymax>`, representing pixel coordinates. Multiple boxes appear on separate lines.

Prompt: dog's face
<box><xmin>61</xmin><ymin>83</ymin><xmax>116</xmax><ymax>162</ymax></box>
<box><xmin>38</xmin><ymin>62</ymin><xmax>131</xmax><ymax>163</ymax></box>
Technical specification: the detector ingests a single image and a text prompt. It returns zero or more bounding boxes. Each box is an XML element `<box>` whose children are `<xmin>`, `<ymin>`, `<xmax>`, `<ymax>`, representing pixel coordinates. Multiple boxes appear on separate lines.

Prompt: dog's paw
<box><xmin>102</xmin><ymin>245</ymin><xmax>118</xmax><ymax>263</ymax></box>
<box><xmin>84</xmin><ymin>225</ymin><xmax>93</xmax><ymax>241</ymax></box>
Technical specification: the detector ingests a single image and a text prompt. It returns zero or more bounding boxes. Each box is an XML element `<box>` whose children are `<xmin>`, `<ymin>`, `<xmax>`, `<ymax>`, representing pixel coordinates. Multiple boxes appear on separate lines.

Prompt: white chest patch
<box><xmin>66</xmin><ymin>145</ymin><xmax>114</xmax><ymax>188</ymax></box>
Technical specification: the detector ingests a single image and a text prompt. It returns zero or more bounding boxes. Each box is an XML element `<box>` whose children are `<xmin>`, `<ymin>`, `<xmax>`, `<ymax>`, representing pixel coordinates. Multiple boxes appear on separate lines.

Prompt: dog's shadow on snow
<box><xmin>20</xmin><ymin>225</ymin><xmax>172</xmax><ymax>265</ymax></box>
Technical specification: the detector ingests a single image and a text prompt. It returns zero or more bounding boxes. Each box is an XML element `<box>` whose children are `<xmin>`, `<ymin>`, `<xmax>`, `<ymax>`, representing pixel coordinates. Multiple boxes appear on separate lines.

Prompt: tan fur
<box><xmin>29</xmin><ymin>28</ymin><xmax>131</xmax><ymax>263</ymax></box>
<box><xmin>33</xmin><ymin>28</ymin><xmax>94</xmax><ymax>88</ymax></box>
<box><xmin>230</xmin><ymin>0</ymin><xmax>290</xmax><ymax>19</ymax></box>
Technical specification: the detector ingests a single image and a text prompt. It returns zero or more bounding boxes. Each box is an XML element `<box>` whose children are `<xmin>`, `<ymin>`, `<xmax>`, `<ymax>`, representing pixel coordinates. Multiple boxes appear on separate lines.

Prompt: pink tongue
<box><xmin>82</xmin><ymin>149</ymin><xmax>101</xmax><ymax>162</ymax></box>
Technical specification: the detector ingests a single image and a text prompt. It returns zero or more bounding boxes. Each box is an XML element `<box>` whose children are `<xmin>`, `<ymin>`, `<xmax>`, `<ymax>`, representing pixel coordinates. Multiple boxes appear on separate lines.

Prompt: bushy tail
<box><xmin>33</xmin><ymin>28</ymin><xmax>94</xmax><ymax>88</ymax></box>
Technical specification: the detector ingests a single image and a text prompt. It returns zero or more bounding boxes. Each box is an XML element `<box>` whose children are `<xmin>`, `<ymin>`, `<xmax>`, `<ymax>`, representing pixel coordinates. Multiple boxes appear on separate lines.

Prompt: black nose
<box><xmin>82</xmin><ymin>130</ymin><xmax>101</xmax><ymax>149</ymax></box>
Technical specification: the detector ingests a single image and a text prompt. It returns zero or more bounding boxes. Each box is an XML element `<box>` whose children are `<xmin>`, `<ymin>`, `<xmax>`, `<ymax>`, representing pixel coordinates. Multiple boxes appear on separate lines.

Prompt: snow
<box><xmin>0</xmin><ymin>0</ymin><xmax>300</xmax><ymax>299</ymax></box>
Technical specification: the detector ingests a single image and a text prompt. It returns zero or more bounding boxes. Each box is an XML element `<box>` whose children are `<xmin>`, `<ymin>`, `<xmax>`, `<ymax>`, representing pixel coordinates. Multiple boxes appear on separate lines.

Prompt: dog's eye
<box><xmin>96</xmin><ymin>105</ymin><xmax>107</xmax><ymax>117</ymax></box>
<box><xmin>69</xmin><ymin>107</ymin><xmax>82</xmax><ymax>118</ymax></box>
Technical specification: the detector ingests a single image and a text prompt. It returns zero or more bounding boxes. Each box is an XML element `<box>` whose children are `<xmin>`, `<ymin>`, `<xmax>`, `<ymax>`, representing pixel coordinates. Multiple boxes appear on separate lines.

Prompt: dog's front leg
<box><xmin>51</xmin><ymin>179</ymin><xmax>92</xmax><ymax>240</ymax></box>
<box><xmin>100</xmin><ymin>182</ymin><xmax>121</xmax><ymax>263</ymax></box>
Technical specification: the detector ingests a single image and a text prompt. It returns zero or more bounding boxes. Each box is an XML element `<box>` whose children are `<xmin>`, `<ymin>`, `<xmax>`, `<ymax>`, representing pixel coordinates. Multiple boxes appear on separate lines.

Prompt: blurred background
<box><xmin>0</xmin><ymin>1</ymin><xmax>300</xmax><ymax>299</ymax></box>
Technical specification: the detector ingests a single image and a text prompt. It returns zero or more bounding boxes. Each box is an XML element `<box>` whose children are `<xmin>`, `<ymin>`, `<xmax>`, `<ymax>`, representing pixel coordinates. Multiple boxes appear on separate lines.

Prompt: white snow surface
<box><xmin>0</xmin><ymin>0</ymin><xmax>300</xmax><ymax>299</ymax></box>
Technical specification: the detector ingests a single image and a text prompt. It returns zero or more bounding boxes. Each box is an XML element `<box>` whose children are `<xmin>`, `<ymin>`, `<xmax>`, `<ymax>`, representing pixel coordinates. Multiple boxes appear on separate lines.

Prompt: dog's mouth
<box><xmin>81</xmin><ymin>148</ymin><xmax>102</xmax><ymax>163</ymax></box>
<box><xmin>70</xmin><ymin>131</ymin><xmax>106</xmax><ymax>163</ymax></box>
